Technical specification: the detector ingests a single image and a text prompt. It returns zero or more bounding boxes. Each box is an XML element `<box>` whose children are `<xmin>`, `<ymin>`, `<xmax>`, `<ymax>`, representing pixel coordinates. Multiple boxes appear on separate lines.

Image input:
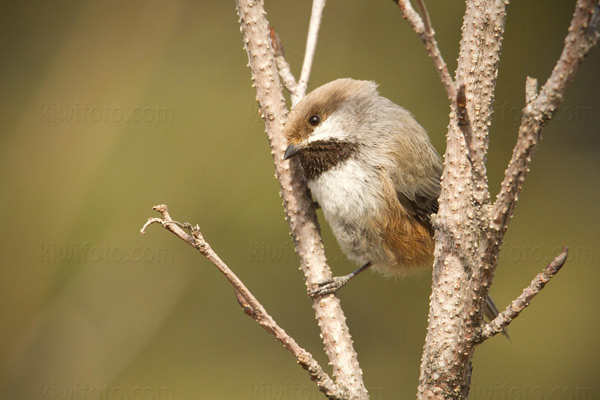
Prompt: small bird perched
<box><xmin>284</xmin><ymin>78</ymin><xmax>502</xmax><ymax>325</ymax></box>
<box><xmin>284</xmin><ymin>78</ymin><xmax>441</xmax><ymax>291</ymax></box>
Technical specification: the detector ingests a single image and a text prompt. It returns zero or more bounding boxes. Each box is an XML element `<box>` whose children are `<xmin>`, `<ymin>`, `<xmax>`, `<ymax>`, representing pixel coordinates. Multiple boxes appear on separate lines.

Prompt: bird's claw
<box><xmin>308</xmin><ymin>276</ymin><xmax>351</xmax><ymax>297</ymax></box>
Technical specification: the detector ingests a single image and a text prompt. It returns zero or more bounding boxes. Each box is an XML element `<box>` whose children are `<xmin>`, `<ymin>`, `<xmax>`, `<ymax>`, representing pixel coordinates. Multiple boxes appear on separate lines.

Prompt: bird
<box><xmin>283</xmin><ymin>78</ymin><xmax>503</xmax><ymax>328</ymax></box>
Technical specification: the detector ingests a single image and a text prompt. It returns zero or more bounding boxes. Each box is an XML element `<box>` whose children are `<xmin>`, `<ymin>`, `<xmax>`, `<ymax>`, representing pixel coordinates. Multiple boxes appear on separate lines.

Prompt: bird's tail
<box><xmin>485</xmin><ymin>295</ymin><xmax>510</xmax><ymax>340</ymax></box>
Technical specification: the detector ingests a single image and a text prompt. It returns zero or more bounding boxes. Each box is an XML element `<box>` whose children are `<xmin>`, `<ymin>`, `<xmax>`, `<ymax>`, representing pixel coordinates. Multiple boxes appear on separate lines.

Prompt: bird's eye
<box><xmin>308</xmin><ymin>114</ymin><xmax>321</xmax><ymax>127</ymax></box>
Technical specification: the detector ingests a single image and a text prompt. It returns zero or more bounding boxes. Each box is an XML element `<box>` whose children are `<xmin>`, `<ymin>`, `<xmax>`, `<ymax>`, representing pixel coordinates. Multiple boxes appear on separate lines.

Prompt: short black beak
<box><xmin>284</xmin><ymin>143</ymin><xmax>303</xmax><ymax>160</ymax></box>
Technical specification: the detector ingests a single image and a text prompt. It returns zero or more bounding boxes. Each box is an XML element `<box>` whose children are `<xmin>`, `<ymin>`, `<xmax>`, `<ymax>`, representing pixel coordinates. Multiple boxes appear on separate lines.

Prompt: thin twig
<box><xmin>296</xmin><ymin>0</ymin><xmax>326</xmax><ymax>104</ymax></box>
<box><xmin>141</xmin><ymin>205</ymin><xmax>346</xmax><ymax>400</ymax></box>
<box><xmin>395</xmin><ymin>0</ymin><xmax>456</xmax><ymax>103</ymax></box>
<box><xmin>477</xmin><ymin>247</ymin><xmax>569</xmax><ymax>342</ymax></box>
<box><xmin>270</xmin><ymin>27</ymin><xmax>299</xmax><ymax>98</ymax></box>
<box><xmin>415</xmin><ymin>0</ymin><xmax>433</xmax><ymax>36</ymax></box>
<box><xmin>491</xmin><ymin>0</ymin><xmax>600</xmax><ymax>234</ymax></box>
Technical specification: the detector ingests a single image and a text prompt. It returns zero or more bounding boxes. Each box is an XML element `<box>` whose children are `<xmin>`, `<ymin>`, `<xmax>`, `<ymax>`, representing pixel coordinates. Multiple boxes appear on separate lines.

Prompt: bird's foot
<box><xmin>308</xmin><ymin>276</ymin><xmax>351</xmax><ymax>297</ymax></box>
<box><xmin>307</xmin><ymin>262</ymin><xmax>373</xmax><ymax>298</ymax></box>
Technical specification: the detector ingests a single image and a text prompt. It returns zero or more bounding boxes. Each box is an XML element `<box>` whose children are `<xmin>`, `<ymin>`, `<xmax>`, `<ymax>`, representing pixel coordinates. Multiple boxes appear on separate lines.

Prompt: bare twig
<box><xmin>395</xmin><ymin>0</ymin><xmax>456</xmax><ymax>102</ymax></box>
<box><xmin>491</xmin><ymin>0</ymin><xmax>600</xmax><ymax>235</ymax></box>
<box><xmin>415</xmin><ymin>0</ymin><xmax>433</xmax><ymax>38</ymax></box>
<box><xmin>141</xmin><ymin>205</ymin><xmax>346</xmax><ymax>400</ymax></box>
<box><xmin>477</xmin><ymin>247</ymin><xmax>569</xmax><ymax>342</ymax></box>
<box><xmin>296</xmin><ymin>0</ymin><xmax>326</xmax><ymax>103</ymax></box>
<box><xmin>270</xmin><ymin>27</ymin><xmax>299</xmax><ymax>98</ymax></box>
<box><xmin>235</xmin><ymin>0</ymin><xmax>368</xmax><ymax>398</ymax></box>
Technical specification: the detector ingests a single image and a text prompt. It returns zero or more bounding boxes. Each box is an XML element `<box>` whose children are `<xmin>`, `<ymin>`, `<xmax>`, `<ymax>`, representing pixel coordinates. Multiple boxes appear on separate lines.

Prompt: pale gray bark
<box><xmin>414</xmin><ymin>1</ymin><xmax>599</xmax><ymax>398</ymax></box>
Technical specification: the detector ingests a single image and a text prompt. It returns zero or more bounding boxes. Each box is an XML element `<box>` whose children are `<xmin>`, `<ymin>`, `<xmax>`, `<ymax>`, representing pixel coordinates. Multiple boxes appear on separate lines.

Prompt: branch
<box><xmin>395</xmin><ymin>0</ymin><xmax>493</xmax><ymax>199</ymax></box>
<box><xmin>140</xmin><ymin>205</ymin><xmax>346</xmax><ymax>399</ymax></box>
<box><xmin>270</xmin><ymin>27</ymin><xmax>299</xmax><ymax>99</ymax></box>
<box><xmin>417</xmin><ymin>1</ymin><xmax>509</xmax><ymax>398</ymax></box>
<box><xmin>395</xmin><ymin>0</ymin><xmax>456</xmax><ymax>102</ymax></box>
<box><xmin>456</xmin><ymin>84</ymin><xmax>487</xmax><ymax>203</ymax></box>
<box><xmin>396</xmin><ymin>1</ymin><xmax>595</xmax><ymax>398</ymax></box>
<box><xmin>491</xmin><ymin>0</ymin><xmax>600</xmax><ymax>234</ymax></box>
<box><xmin>296</xmin><ymin>0</ymin><xmax>326</xmax><ymax>103</ymax></box>
<box><xmin>235</xmin><ymin>0</ymin><xmax>368</xmax><ymax>398</ymax></box>
<box><xmin>415</xmin><ymin>0</ymin><xmax>432</xmax><ymax>35</ymax></box>
<box><xmin>477</xmin><ymin>247</ymin><xmax>569</xmax><ymax>342</ymax></box>
<box><xmin>477</xmin><ymin>1</ymin><xmax>599</xmax><ymax>333</ymax></box>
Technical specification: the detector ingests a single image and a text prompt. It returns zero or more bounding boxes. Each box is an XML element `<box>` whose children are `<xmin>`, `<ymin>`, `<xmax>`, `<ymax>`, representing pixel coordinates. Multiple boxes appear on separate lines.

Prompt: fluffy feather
<box><xmin>285</xmin><ymin>78</ymin><xmax>441</xmax><ymax>276</ymax></box>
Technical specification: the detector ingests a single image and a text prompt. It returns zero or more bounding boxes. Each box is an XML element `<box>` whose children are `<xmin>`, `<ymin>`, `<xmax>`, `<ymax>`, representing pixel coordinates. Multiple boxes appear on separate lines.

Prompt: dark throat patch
<box><xmin>298</xmin><ymin>140</ymin><xmax>358</xmax><ymax>180</ymax></box>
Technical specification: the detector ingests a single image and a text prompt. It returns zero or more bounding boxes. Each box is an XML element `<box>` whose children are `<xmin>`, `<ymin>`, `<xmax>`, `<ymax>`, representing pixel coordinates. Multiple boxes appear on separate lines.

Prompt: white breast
<box><xmin>307</xmin><ymin>159</ymin><xmax>383</xmax><ymax>264</ymax></box>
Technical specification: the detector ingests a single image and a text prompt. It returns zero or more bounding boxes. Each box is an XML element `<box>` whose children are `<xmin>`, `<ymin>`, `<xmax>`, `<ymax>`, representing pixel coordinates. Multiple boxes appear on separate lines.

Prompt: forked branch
<box><xmin>405</xmin><ymin>0</ymin><xmax>596</xmax><ymax>398</ymax></box>
<box><xmin>491</xmin><ymin>0</ymin><xmax>600</xmax><ymax>235</ymax></box>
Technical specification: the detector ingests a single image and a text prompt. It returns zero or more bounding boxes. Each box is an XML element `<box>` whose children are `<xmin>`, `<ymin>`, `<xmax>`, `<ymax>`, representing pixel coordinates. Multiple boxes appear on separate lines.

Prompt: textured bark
<box><xmin>416</xmin><ymin>1</ymin><xmax>599</xmax><ymax>399</ymax></box>
<box><xmin>417</xmin><ymin>2</ymin><xmax>508</xmax><ymax>398</ymax></box>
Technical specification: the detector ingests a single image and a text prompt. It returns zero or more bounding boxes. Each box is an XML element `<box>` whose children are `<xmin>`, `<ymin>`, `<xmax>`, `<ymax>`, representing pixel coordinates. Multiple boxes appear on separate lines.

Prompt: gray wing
<box><xmin>378</xmin><ymin>103</ymin><xmax>442</xmax><ymax>234</ymax></box>
<box><xmin>390</xmin><ymin>128</ymin><xmax>442</xmax><ymax>234</ymax></box>
<box><xmin>395</xmin><ymin>171</ymin><xmax>440</xmax><ymax>235</ymax></box>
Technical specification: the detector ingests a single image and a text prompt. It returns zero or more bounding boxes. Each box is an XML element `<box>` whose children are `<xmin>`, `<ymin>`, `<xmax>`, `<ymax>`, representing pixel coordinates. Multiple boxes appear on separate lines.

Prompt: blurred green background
<box><xmin>1</xmin><ymin>1</ymin><xmax>598</xmax><ymax>399</ymax></box>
